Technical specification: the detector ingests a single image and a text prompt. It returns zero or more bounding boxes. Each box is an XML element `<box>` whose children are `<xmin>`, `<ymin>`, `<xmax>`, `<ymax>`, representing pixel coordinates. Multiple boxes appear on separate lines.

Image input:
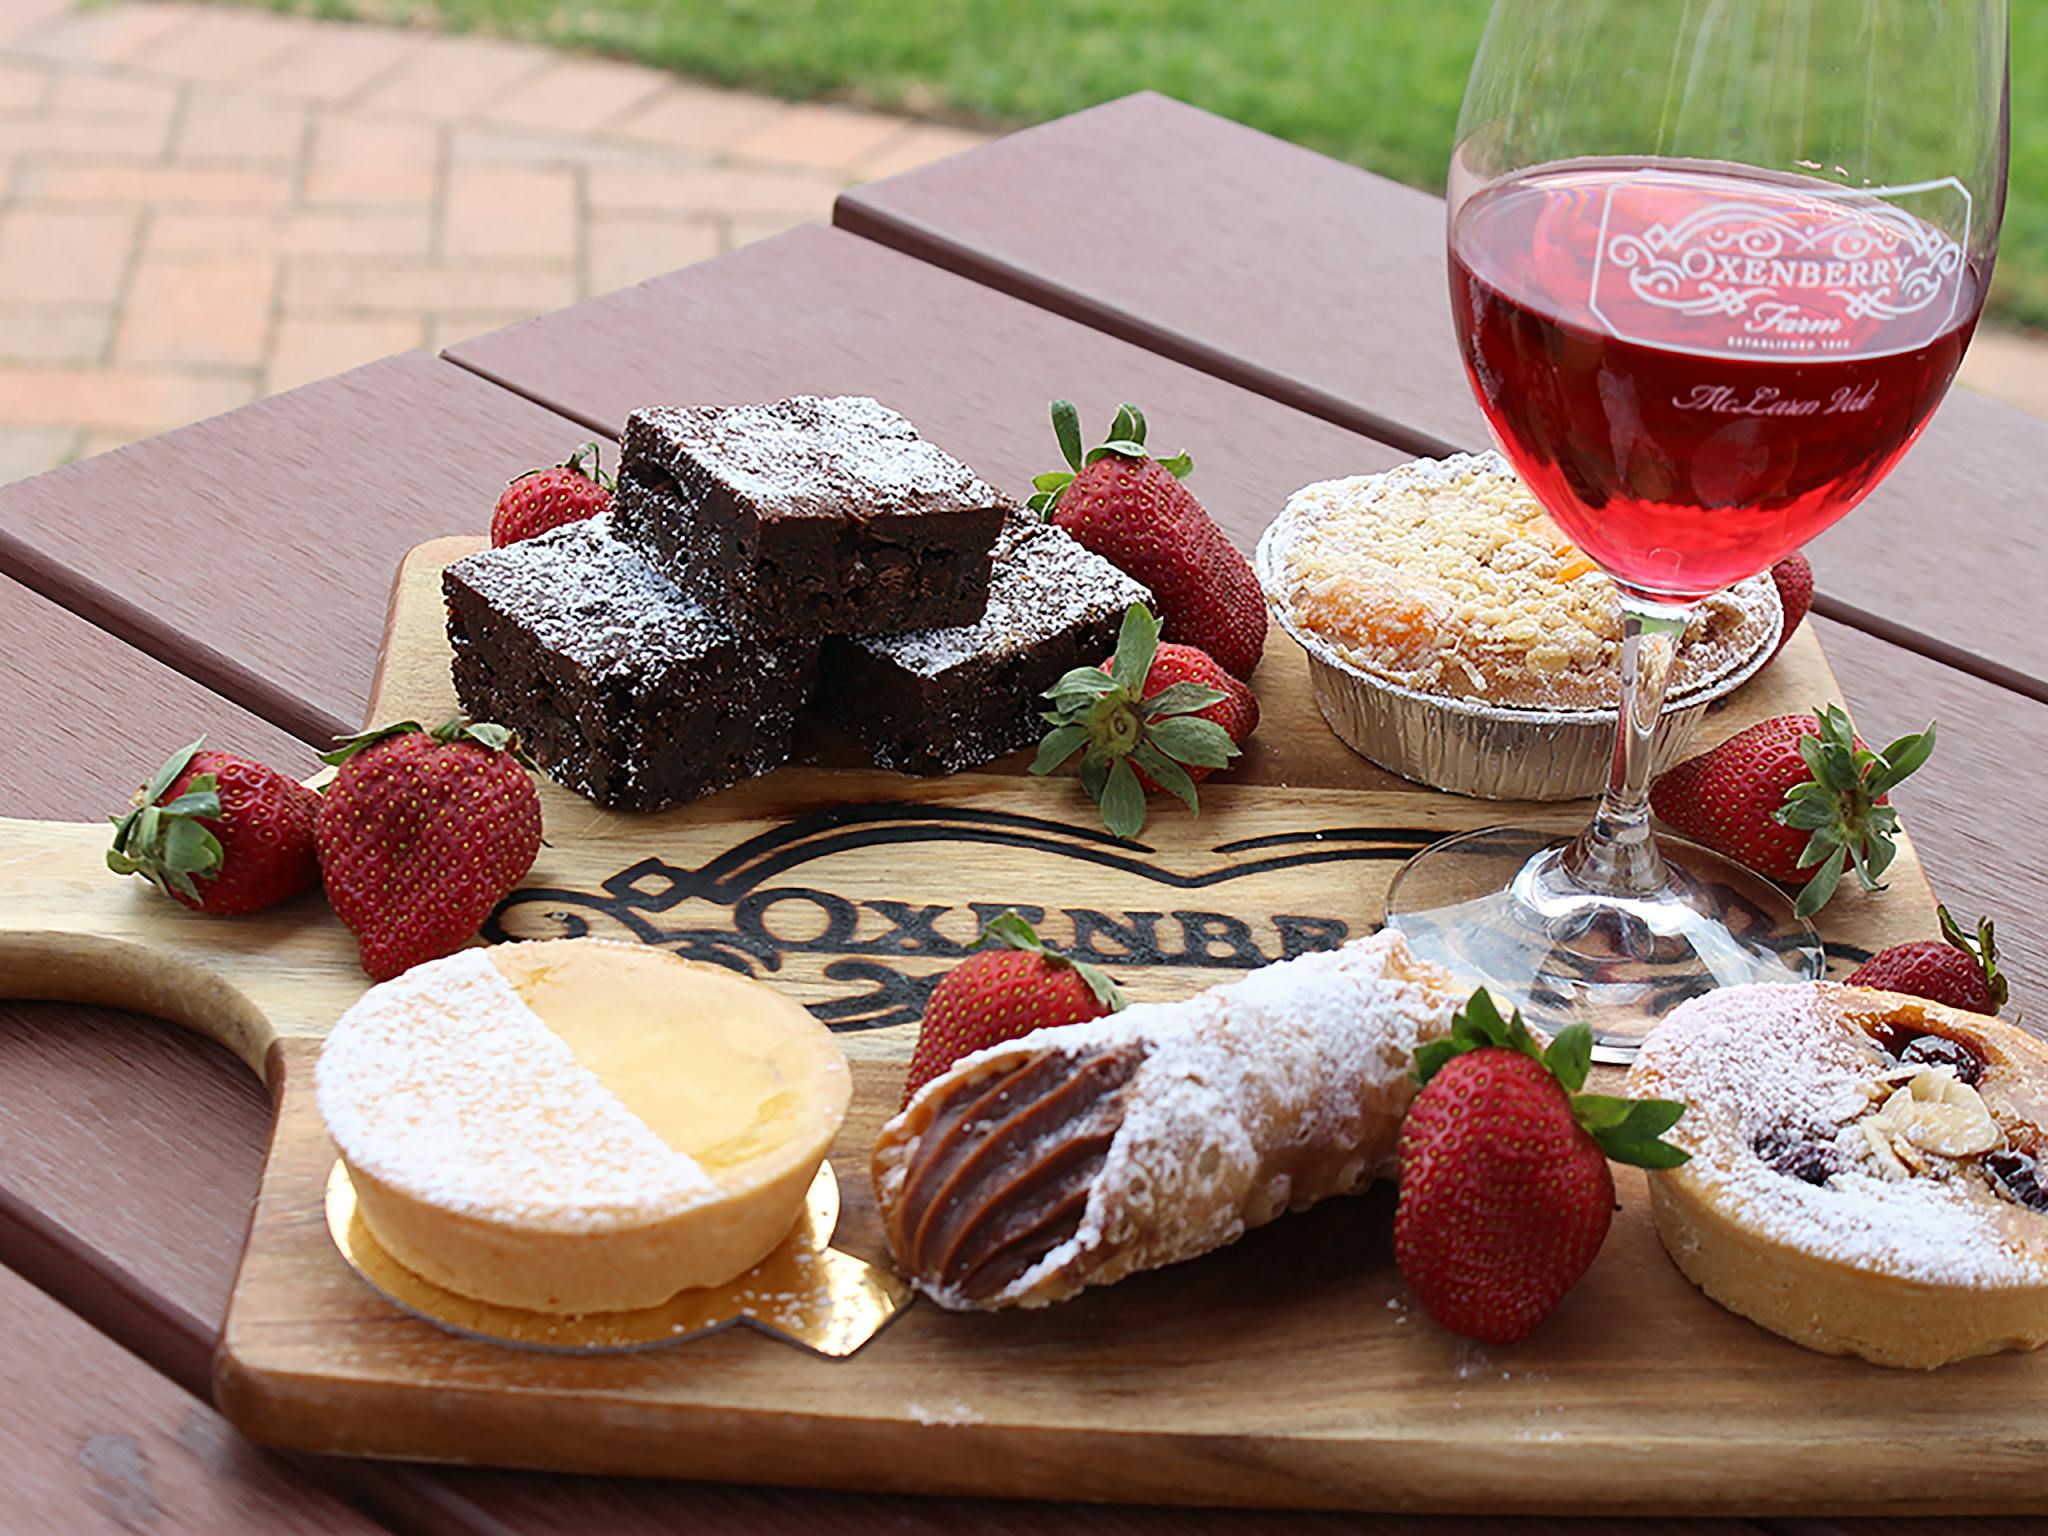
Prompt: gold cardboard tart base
<box><xmin>324</xmin><ymin>1161</ymin><xmax>912</xmax><ymax>1358</ymax></box>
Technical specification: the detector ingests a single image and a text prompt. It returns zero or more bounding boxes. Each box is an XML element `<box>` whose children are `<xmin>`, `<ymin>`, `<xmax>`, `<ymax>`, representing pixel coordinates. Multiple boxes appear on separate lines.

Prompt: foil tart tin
<box><xmin>1254</xmin><ymin>459</ymin><xmax>1784</xmax><ymax>802</ymax></box>
<box><xmin>325</xmin><ymin>1160</ymin><xmax>912</xmax><ymax>1357</ymax></box>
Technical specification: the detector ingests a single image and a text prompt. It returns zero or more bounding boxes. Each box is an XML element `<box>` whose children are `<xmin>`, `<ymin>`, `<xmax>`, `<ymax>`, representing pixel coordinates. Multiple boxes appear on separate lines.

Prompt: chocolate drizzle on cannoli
<box><xmin>886</xmin><ymin>1045</ymin><xmax>1143</xmax><ymax>1301</ymax></box>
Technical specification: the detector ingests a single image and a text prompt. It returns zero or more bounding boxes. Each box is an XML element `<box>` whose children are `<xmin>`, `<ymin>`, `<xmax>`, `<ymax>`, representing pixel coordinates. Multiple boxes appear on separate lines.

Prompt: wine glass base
<box><xmin>1382</xmin><ymin>827</ymin><xmax>1824</xmax><ymax>1064</ymax></box>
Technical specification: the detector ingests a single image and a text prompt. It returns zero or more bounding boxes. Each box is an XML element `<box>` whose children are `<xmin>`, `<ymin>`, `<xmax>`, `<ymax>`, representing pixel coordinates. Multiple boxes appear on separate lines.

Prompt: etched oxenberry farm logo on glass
<box><xmin>1587</xmin><ymin>171</ymin><xmax>1973</xmax><ymax>361</ymax></box>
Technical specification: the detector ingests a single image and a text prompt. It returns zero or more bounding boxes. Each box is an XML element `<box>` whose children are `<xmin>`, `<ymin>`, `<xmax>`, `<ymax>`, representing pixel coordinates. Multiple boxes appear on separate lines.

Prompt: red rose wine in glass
<box><xmin>1389</xmin><ymin>1</ymin><xmax>2004</xmax><ymax>1063</ymax></box>
<box><xmin>1450</xmin><ymin>160</ymin><xmax>1986</xmax><ymax>600</ymax></box>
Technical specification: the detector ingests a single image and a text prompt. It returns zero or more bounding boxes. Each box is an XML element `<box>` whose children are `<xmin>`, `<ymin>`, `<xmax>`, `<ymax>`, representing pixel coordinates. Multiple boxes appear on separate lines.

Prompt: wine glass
<box><xmin>1384</xmin><ymin>0</ymin><xmax>2008</xmax><ymax>1060</ymax></box>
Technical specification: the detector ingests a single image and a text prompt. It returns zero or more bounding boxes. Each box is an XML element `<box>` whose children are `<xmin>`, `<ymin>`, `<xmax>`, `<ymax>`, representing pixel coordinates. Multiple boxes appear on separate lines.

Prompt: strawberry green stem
<box><xmin>1028</xmin><ymin>400</ymin><xmax>1192</xmax><ymax>518</ymax></box>
<box><xmin>977</xmin><ymin>909</ymin><xmax>1127</xmax><ymax>1011</ymax></box>
<box><xmin>508</xmin><ymin>441</ymin><xmax>613</xmax><ymax>492</ymax></box>
<box><xmin>1415</xmin><ymin>990</ymin><xmax>1691</xmax><ymax>1169</ymax></box>
<box><xmin>321</xmin><ymin>716</ymin><xmax>531</xmax><ymax>769</ymax></box>
<box><xmin>105</xmin><ymin>737</ymin><xmax>227</xmax><ymax>901</ymax></box>
<box><xmin>1773</xmin><ymin>706</ymin><xmax>1935</xmax><ymax>915</ymax></box>
<box><xmin>1031</xmin><ymin>605</ymin><xmax>1235</xmax><ymax>838</ymax></box>
<box><xmin>1937</xmin><ymin>904</ymin><xmax>2008</xmax><ymax>1011</ymax></box>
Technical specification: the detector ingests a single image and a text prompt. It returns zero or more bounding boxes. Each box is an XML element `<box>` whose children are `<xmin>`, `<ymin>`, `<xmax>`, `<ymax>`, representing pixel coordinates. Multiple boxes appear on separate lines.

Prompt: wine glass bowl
<box><xmin>1450</xmin><ymin>161</ymin><xmax>1988</xmax><ymax>601</ymax></box>
<box><xmin>1385</xmin><ymin>0</ymin><xmax>2008</xmax><ymax>1059</ymax></box>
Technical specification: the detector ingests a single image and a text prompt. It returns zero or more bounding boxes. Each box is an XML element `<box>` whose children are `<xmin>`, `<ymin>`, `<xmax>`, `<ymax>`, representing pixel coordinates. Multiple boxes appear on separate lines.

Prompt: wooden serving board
<box><xmin>1</xmin><ymin>538</ymin><xmax>2038</xmax><ymax>1517</ymax></box>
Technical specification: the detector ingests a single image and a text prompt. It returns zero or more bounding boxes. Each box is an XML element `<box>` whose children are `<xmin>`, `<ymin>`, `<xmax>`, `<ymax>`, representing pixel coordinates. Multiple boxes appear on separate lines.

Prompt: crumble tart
<box><xmin>1269</xmin><ymin>451</ymin><xmax>1778</xmax><ymax>709</ymax></box>
<box><xmin>1255</xmin><ymin>452</ymin><xmax>1782</xmax><ymax>798</ymax></box>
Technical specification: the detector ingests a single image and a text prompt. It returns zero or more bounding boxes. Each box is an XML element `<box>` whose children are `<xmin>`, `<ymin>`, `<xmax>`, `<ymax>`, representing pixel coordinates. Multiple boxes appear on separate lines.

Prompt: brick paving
<box><xmin>0</xmin><ymin>0</ymin><xmax>2041</xmax><ymax>489</ymax></box>
<box><xmin>0</xmin><ymin>0</ymin><xmax>989</xmax><ymax>484</ymax></box>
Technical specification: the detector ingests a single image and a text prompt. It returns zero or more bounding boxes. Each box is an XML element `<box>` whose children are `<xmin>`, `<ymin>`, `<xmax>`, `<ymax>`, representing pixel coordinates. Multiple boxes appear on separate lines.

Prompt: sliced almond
<box><xmin>1890</xmin><ymin>1068</ymin><xmax>2001</xmax><ymax>1157</ymax></box>
<box><xmin>1856</xmin><ymin>1120</ymin><xmax>1910</xmax><ymax>1181</ymax></box>
<box><xmin>1892</xmin><ymin>1136</ymin><xmax>1935</xmax><ymax>1176</ymax></box>
<box><xmin>1896</xmin><ymin>1099</ymin><xmax>2000</xmax><ymax>1158</ymax></box>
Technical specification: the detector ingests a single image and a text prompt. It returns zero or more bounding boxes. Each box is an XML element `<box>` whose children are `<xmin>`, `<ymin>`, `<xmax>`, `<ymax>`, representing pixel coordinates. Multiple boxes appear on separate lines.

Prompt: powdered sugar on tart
<box><xmin>318</xmin><ymin>948</ymin><xmax>717</xmax><ymax>1232</ymax></box>
<box><xmin>318</xmin><ymin>939</ymin><xmax>851</xmax><ymax>1315</ymax></box>
<box><xmin>1630</xmin><ymin>983</ymin><xmax>2048</xmax><ymax>1288</ymax></box>
<box><xmin>1627</xmin><ymin>983</ymin><xmax>2048</xmax><ymax>1367</ymax></box>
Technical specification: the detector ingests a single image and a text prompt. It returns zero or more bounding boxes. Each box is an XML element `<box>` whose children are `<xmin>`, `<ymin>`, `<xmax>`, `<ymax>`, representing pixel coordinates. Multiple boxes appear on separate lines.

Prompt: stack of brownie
<box><xmin>444</xmin><ymin>395</ymin><xmax>1150</xmax><ymax>811</ymax></box>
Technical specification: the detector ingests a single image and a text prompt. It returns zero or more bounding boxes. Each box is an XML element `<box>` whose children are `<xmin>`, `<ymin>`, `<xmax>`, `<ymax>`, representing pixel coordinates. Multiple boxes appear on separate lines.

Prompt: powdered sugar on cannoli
<box><xmin>873</xmin><ymin>929</ymin><xmax>1463</xmax><ymax>1310</ymax></box>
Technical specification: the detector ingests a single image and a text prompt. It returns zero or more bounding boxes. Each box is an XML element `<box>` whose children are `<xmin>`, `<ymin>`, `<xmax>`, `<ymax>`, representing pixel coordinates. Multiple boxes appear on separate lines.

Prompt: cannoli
<box><xmin>872</xmin><ymin>930</ymin><xmax>1461</xmax><ymax>1310</ymax></box>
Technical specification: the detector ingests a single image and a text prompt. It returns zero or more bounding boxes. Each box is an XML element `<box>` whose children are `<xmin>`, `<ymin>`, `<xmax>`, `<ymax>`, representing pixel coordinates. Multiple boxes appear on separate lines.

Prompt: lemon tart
<box><xmin>316</xmin><ymin>938</ymin><xmax>851</xmax><ymax>1314</ymax></box>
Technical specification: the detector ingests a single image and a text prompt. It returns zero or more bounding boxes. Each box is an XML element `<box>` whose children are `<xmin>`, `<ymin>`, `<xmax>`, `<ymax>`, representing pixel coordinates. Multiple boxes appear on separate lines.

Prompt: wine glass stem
<box><xmin>1562</xmin><ymin>596</ymin><xmax>1693</xmax><ymax>898</ymax></box>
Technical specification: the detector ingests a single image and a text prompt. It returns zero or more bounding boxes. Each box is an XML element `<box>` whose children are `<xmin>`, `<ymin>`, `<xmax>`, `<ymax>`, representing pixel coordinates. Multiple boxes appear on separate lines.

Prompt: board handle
<box><xmin>0</xmin><ymin>816</ymin><xmax>366</xmax><ymax>1077</ymax></box>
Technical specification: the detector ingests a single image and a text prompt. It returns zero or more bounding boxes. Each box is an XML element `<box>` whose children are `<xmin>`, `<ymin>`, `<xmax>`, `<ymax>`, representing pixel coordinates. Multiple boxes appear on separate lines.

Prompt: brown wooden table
<box><xmin>0</xmin><ymin>91</ymin><xmax>2037</xmax><ymax>1535</ymax></box>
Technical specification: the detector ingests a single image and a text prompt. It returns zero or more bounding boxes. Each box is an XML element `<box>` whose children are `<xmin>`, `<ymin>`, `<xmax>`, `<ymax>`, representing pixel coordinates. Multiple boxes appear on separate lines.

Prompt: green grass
<box><xmin>260</xmin><ymin>0</ymin><xmax>2048</xmax><ymax>328</ymax></box>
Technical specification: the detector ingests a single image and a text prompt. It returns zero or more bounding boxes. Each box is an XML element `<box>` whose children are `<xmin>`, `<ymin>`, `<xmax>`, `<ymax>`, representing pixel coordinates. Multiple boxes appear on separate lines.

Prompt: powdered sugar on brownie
<box><xmin>859</xmin><ymin>516</ymin><xmax>1150</xmax><ymax>678</ymax></box>
<box><xmin>446</xmin><ymin>514</ymin><xmax>732</xmax><ymax>678</ymax></box>
<box><xmin>317</xmin><ymin>949</ymin><xmax>715</xmax><ymax>1232</ymax></box>
<box><xmin>1629</xmin><ymin>984</ymin><xmax>2046</xmax><ymax>1287</ymax></box>
<box><xmin>631</xmin><ymin>395</ymin><xmax>1003</xmax><ymax>516</ymax></box>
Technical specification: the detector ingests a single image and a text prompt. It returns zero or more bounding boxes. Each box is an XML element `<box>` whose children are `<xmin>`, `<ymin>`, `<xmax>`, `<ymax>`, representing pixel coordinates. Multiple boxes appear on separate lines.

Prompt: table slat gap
<box><xmin>0</xmin><ymin>352</ymin><xmax>610</xmax><ymax>746</ymax></box>
<box><xmin>0</xmin><ymin>527</ymin><xmax>351</xmax><ymax>750</ymax></box>
<box><xmin>0</xmin><ymin>1176</ymin><xmax>216</xmax><ymax>1399</ymax></box>
<box><xmin>833</xmin><ymin>198</ymin><xmax>1462</xmax><ymax>461</ymax></box>
<box><xmin>0</xmin><ymin>1260</ymin><xmax>396</xmax><ymax>1536</ymax></box>
<box><xmin>1810</xmin><ymin>594</ymin><xmax>2048</xmax><ymax>708</ymax></box>
<box><xmin>435</xmin><ymin>352</ymin><xmax>619</xmax><ymax>444</ymax></box>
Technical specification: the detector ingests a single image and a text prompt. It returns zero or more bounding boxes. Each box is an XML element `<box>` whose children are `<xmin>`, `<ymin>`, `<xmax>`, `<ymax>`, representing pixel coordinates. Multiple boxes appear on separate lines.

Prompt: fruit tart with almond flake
<box><xmin>1627</xmin><ymin>983</ymin><xmax>2048</xmax><ymax>1369</ymax></box>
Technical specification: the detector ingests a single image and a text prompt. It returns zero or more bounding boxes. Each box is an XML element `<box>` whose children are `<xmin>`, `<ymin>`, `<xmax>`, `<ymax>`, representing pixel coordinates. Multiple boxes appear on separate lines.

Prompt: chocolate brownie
<box><xmin>816</xmin><ymin>516</ymin><xmax>1152</xmax><ymax>775</ymax></box>
<box><xmin>443</xmin><ymin>515</ymin><xmax>818</xmax><ymax>812</ymax></box>
<box><xmin>613</xmin><ymin>396</ymin><xmax>1011</xmax><ymax>639</ymax></box>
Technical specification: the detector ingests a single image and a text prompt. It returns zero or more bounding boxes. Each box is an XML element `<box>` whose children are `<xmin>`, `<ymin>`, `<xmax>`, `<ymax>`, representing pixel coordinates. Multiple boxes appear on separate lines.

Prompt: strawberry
<box><xmin>491</xmin><ymin>441</ymin><xmax>613</xmax><ymax>547</ymax></box>
<box><xmin>106</xmin><ymin>738</ymin><xmax>319</xmax><ymax>915</ymax></box>
<box><xmin>1395</xmin><ymin>991</ymin><xmax>1689</xmax><ymax>1345</ymax></box>
<box><xmin>1848</xmin><ymin>906</ymin><xmax>2008</xmax><ymax>1015</ymax></box>
<box><xmin>904</xmin><ymin>912</ymin><xmax>1126</xmax><ymax>1104</ymax></box>
<box><xmin>1029</xmin><ymin>400</ymin><xmax>1266</xmax><ymax>681</ymax></box>
<box><xmin>316</xmin><ymin>718</ymin><xmax>542</xmax><ymax>980</ymax></box>
<box><xmin>1768</xmin><ymin>551</ymin><xmax>1813</xmax><ymax>659</ymax></box>
<box><xmin>1649</xmin><ymin>704</ymin><xmax>1935</xmax><ymax>917</ymax></box>
<box><xmin>1033</xmin><ymin>603</ymin><xmax>1259</xmax><ymax>838</ymax></box>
